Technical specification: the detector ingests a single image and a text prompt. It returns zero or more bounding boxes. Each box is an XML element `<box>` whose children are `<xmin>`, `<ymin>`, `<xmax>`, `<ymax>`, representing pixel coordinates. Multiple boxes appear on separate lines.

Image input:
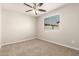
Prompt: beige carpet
<box><xmin>0</xmin><ymin>39</ymin><xmax>79</xmax><ymax>56</ymax></box>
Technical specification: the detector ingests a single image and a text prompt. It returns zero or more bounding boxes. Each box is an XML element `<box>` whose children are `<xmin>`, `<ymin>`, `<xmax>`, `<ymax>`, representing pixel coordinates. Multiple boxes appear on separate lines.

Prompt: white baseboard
<box><xmin>38</xmin><ymin>37</ymin><xmax>79</xmax><ymax>51</ymax></box>
<box><xmin>1</xmin><ymin>37</ymin><xmax>79</xmax><ymax>51</ymax></box>
<box><xmin>1</xmin><ymin>37</ymin><xmax>36</xmax><ymax>47</ymax></box>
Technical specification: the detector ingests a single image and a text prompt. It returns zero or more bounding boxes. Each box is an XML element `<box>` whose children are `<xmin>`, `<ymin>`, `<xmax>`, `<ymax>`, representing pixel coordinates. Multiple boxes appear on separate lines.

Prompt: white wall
<box><xmin>0</xmin><ymin>4</ymin><xmax>2</xmax><ymax>48</ymax></box>
<box><xmin>37</xmin><ymin>4</ymin><xmax>79</xmax><ymax>50</ymax></box>
<box><xmin>2</xmin><ymin>9</ymin><xmax>36</xmax><ymax>45</ymax></box>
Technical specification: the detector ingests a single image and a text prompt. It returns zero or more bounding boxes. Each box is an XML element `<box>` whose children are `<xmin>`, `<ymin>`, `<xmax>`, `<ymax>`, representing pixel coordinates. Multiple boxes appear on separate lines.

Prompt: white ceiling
<box><xmin>2</xmin><ymin>3</ymin><xmax>67</xmax><ymax>16</ymax></box>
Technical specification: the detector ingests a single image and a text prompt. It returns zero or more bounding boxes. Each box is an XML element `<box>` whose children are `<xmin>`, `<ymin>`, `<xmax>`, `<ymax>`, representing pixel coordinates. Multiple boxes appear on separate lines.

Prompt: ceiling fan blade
<box><xmin>24</xmin><ymin>3</ymin><xmax>32</xmax><ymax>8</ymax></box>
<box><xmin>38</xmin><ymin>3</ymin><xmax>43</xmax><ymax>7</ymax></box>
<box><xmin>25</xmin><ymin>10</ymin><xmax>32</xmax><ymax>12</ymax></box>
<box><xmin>39</xmin><ymin>9</ymin><xmax>46</xmax><ymax>12</ymax></box>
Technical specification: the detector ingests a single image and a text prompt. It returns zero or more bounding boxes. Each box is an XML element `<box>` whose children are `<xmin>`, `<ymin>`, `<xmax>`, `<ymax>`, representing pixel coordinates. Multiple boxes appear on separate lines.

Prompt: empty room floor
<box><xmin>0</xmin><ymin>39</ymin><xmax>79</xmax><ymax>56</ymax></box>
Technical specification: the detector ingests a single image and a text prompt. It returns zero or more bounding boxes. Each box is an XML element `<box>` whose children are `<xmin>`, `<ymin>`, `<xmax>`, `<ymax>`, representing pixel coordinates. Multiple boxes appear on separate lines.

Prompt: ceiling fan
<box><xmin>24</xmin><ymin>3</ymin><xmax>47</xmax><ymax>15</ymax></box>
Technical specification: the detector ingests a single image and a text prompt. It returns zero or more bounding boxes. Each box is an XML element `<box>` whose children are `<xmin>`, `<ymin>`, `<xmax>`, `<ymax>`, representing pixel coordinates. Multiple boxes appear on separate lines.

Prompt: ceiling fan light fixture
<box><xmin>32</xmin><ymin>9</ymin><xmax>35</xmax><ymax>14</ymax></box>
<box><xmin>32</xmin><ymin>9</ymin><xmax>39</xmax><ymax>15</ymax></box>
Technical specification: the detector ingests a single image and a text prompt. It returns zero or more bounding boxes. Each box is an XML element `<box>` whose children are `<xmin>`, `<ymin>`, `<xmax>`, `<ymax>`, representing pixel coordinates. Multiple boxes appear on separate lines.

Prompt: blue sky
<box><xmin>44</xmin><ymin>15</ymin><xmax>60</xmax><ymax>25</ymax></box>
